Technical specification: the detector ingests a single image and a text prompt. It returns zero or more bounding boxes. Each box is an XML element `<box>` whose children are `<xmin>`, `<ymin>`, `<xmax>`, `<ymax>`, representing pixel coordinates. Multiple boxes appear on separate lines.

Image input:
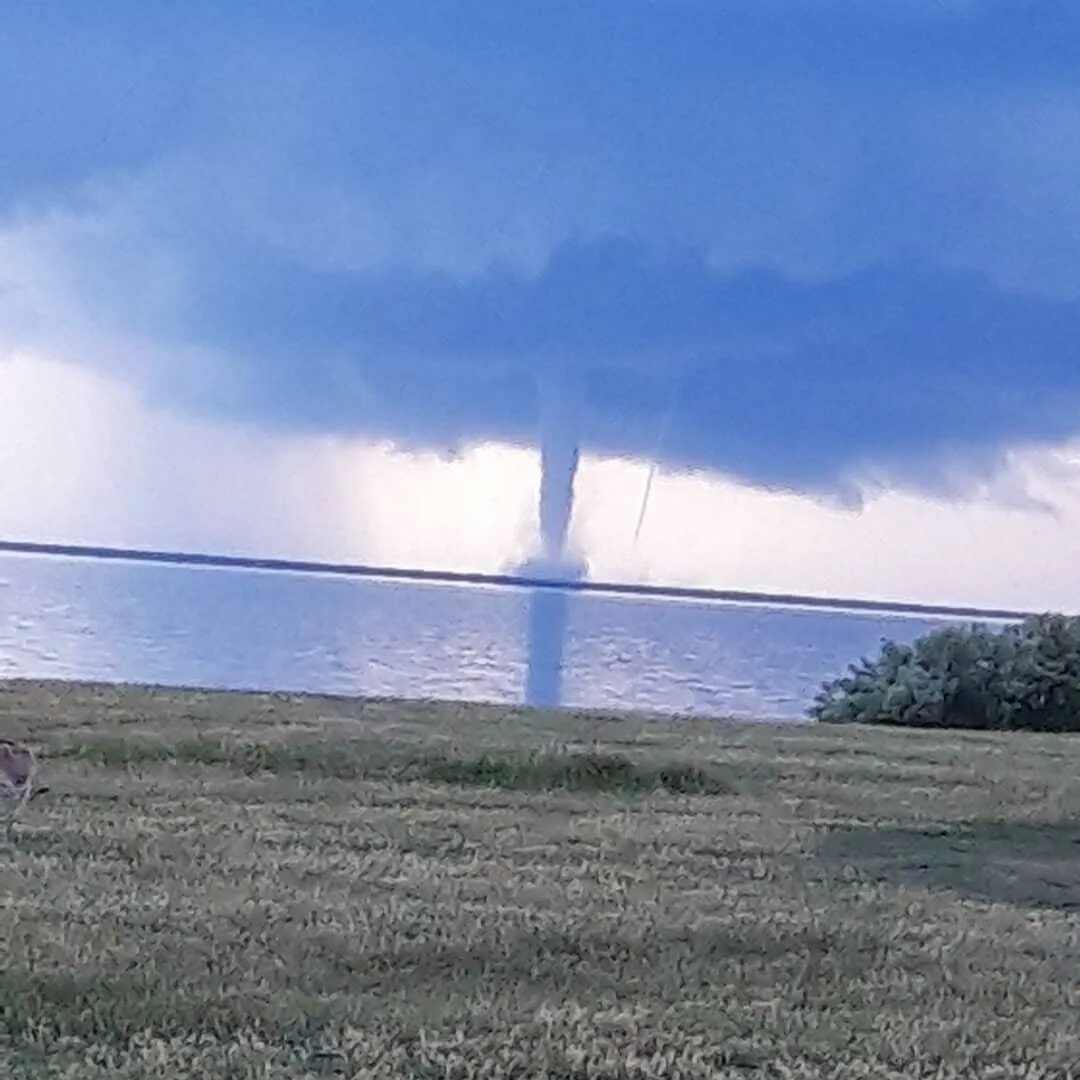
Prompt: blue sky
<box><xmin>3</xmin><ymin>2</ymin><xmax>1080</xmax><ymax>605</ymax></box>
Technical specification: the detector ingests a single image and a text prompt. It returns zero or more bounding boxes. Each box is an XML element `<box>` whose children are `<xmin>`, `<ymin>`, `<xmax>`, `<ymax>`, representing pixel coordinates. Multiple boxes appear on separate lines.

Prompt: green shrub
<box><xmin>812</xmin><ymin>613</ymin><xmax>1080</xmax><ymax>731</ymax></box>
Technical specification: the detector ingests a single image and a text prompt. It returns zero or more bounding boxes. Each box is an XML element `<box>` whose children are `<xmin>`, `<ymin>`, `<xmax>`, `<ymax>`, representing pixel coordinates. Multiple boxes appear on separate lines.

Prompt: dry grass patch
<box><xmin>1</xmin><ymin>678</ymin><xmax>1080</xmax><ymax>1077</ymax></box>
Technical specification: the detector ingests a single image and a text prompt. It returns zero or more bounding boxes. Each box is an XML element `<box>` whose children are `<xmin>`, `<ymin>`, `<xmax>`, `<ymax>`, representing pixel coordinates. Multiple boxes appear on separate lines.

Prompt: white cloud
<box><xmin>576</xmin><ymin>450</ymin><xmax>1080</xmax><ymax>611</ymax></box>
<box><xmin>0</xmin><ymin>354</ymin><xmax>537</xmax><ymax>570</ymax></box>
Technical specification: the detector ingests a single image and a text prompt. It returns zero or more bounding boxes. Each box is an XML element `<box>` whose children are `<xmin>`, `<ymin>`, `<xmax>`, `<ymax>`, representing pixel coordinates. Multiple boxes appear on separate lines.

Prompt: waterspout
<box><xmin>521</xmin><ymin>373</ymin><xmax>584</xmax><ymax>707</ymax></box>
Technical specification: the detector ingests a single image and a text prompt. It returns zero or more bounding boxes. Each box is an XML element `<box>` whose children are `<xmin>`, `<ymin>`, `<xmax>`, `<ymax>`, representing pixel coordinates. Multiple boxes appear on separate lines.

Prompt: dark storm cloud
<box><xmin>3</xmin><ymin>0</ymin><xmax>1080</xmax><ymax>496</ymax></box>
<box><xmin>145</xmin><ymin>233</ymin><xmax>1080</xmax><ymax>493</ymax></box>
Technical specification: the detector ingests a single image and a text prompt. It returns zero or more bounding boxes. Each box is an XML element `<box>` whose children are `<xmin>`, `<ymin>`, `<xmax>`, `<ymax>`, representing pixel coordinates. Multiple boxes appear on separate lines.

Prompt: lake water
<box><xmin>0</xmin><ymin>552</ymin><xmax>982</xmax><ymax>721</ymax></box>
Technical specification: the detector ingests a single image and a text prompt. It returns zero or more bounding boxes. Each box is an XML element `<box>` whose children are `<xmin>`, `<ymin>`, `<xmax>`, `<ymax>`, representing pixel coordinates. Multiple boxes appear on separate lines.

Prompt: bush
<box><xmin>811</xmin><ymin>613</ymin><xmax>1080</xmax><ymax>731</ymax></box>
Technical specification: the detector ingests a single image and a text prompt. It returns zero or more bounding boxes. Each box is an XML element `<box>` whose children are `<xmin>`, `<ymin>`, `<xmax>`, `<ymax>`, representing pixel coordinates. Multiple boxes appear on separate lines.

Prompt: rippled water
<box><xmin>0</xmin><ymin>552</ymin><xmax>976</xmax><ymax>720</ymax></box>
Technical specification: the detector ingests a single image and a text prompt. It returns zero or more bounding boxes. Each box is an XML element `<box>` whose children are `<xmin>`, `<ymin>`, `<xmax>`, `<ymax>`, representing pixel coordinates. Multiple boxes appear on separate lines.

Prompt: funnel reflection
<box><xmin>525</xmin><ymin>586</ymin><xmax>569</xmax><ymax>709</ymax></box>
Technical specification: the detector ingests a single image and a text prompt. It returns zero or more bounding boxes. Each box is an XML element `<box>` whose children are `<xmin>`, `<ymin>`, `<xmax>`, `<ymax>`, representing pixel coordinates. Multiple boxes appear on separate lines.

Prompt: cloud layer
<box><xmin>3</xmin><ymin>1</ymin><xmax>1080</xmax><ymax>496</ymax></box>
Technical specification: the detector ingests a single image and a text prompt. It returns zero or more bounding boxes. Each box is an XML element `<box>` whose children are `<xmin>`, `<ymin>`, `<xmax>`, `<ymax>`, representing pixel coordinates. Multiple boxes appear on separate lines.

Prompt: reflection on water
<box><xmin>525</xmin><ymin>589</ymin><xmax>568</xmax><ymax>709</ymax></box>
<box><xmin>0</xmin><ymin>553</ymin><xmax>976</xmax><ymax>720</ymax></box>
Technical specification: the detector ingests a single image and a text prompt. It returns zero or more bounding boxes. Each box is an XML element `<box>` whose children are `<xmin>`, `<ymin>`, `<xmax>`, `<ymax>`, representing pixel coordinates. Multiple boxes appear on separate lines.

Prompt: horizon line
<box><xmin>0</xmin><ymin>538</ymin><xmax>1038</xmax><ymax>622</ymax></box>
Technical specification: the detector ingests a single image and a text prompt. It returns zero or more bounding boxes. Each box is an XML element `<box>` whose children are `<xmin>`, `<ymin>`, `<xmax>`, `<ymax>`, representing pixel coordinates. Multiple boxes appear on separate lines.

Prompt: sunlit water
<box><xmin>0</xmin><ymin>553</ymin><xmax>983</xmax><ymax>721</ymax></box>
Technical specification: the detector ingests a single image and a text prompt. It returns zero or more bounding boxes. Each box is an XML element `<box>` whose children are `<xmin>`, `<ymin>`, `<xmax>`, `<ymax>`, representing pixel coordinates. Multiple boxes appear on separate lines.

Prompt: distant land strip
<box><xmin>0</xmin><ymin>538</ymin><xmax>1035</xmax><ymax>622</ymax></box>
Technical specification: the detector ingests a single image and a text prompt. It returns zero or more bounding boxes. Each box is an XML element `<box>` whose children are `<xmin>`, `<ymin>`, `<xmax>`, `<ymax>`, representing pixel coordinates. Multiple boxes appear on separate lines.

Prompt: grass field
<box><xmin>2</xmin><ymin>679</ymin><xmax>1080</xmax><ymax>1078</ymax></box>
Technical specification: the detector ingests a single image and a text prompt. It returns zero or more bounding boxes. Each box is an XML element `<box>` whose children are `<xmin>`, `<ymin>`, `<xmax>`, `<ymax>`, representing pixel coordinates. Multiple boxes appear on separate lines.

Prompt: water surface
<box><xmin>0</xmin><ymin>552</ymin><xmax>980</xmax><ymax>720</ymax></box>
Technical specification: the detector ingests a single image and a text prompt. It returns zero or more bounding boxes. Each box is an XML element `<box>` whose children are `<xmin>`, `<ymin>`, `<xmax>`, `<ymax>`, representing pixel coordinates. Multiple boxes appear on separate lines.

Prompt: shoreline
<box><xmin>1</xmin><ymin>675</ymin><xmax>805</xmax><ymax>726</ymax></box>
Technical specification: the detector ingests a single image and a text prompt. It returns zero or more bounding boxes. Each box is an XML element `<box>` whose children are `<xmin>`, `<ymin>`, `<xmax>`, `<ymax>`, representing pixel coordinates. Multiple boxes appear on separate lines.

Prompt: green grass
<box><xmin>418</xmin><ymin>749</ymin><xmax>737</xmax><ymax>794</ymax></box>
<box><xmin>53</xmin><ymin>736</ymin><xmax>740</xmax><ymax>794</ymax></box>
<box><xmin>2</xmin><ymin>677</ymin><xmax>1080</xmax><ymax>1077</ymax></box>
<box><xmin>53</xmin><ymin>734</ymin><xmax>378</xmax><ymax>777</ymax></box>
